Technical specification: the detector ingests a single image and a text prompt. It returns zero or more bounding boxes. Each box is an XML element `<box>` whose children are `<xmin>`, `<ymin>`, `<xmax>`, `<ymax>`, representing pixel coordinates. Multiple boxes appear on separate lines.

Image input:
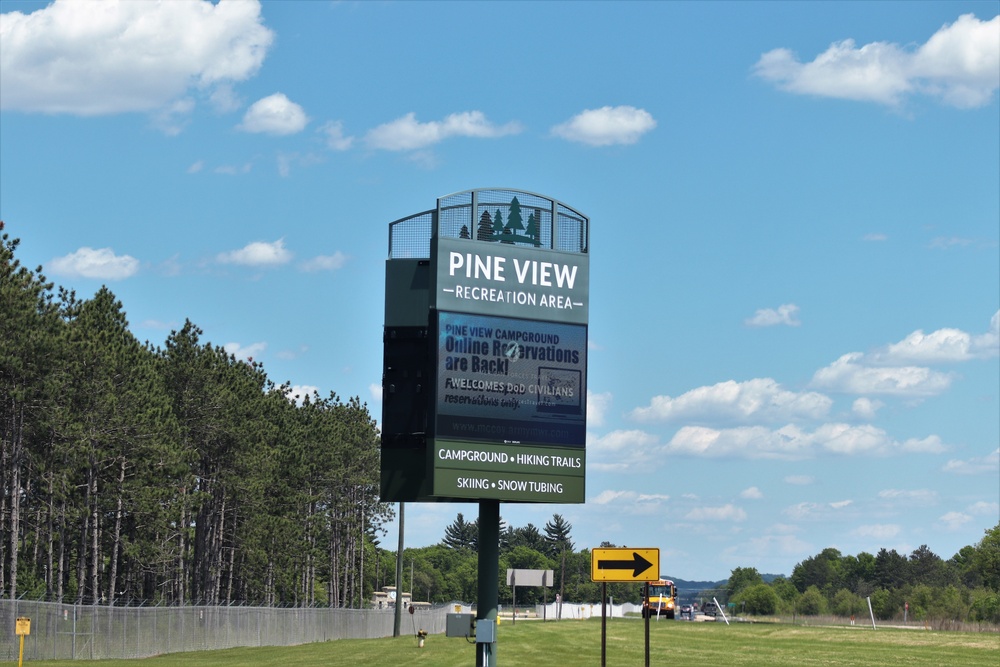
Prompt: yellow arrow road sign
<box><xmin>591</xmin><ymin>547</ymin><xmax>659</xmax><ymax>582</ymax></box>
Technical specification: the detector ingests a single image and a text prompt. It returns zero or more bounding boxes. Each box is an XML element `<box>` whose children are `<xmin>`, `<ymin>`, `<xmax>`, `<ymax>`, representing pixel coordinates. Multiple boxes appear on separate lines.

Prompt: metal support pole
<box><xmin>644</xmin><ymin>582</ymin><xmax>650</xmax><ymax>667</ymax></box>
<box><xmin>601</xmin><ymin>582</ymin><xmax>607</xmax><ymax>667</ymax></box>
<box><xmin>393</xmin><ymin>502</ymin><xmax>404</xmax><ymax>637</ymax></box>
<box><xmin>477</xmin><ymin>500</ymin><xmax>499</xmax><ymax>667</ymax></box>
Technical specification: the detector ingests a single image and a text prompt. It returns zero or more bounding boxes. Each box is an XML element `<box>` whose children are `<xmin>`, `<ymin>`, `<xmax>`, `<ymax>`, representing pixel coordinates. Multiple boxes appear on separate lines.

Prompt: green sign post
<box><xmin>382</xmin><ymin>189</ymin><xmax>590</xmax><ymax>666</ymax></box>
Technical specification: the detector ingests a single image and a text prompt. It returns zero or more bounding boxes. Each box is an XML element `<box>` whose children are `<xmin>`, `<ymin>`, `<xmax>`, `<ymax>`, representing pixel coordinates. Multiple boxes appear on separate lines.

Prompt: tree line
<box><xmin>723</xmin><ymin>525</ymin><xmax>1000</xmax><ymax>624</ymax></box>
<box><xmin>1</xmin><ymin>227</ymin><xmax>389</xmax><ymax>606</ymax></box>
<box><xmin>388</xmin><ymin>509</ymin><xmax>998</xmax><ymax>625</ymax></box>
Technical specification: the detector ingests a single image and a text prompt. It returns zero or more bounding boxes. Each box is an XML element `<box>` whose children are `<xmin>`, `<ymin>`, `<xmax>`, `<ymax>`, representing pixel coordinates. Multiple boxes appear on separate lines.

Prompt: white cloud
<box><xmin>0</xmin><ymin>0</ymin><xmax>273</xmax><ymax>115</ymax></box>
<box><xmin>863</xmin><ymin>233</ymin><xmax>888</xmax><ymax>242</ymax></box>
<box><xmin>592</xmin><ymin>489</ymin><xmax>635</xmax><ymax>505</ymax></box>
<box><xmin>365</xmin><ymin>111</ymin><xmax>522</xmax><ymax>151</ymax></box>
<box><xmin>588</xmin><ymin>429</ymin><xmax>661</xmax><ymax>471</ymax></box>
<box><xmin>214</xmin><ymin>162</ymin><xmax>253</xmax><ymax>175</ymax></box>
<box><xmin>187</xmin><ymin>160</ymin><xmax>205</xmax><ymax>174</ymax></box>
<box><xmin>784</xmin><ymin>502</ymin><xmax>820</xmax><ymax>520</ymax></box>
<box><xmin>369</xmin><ymin>383</ymin><xmax>383</xmax><ymax>403</ymax></box>
<box><xmin>874</xmin><ymin>318</ymin><xmax>999</xmax><ymax>363</ymax></box>
<box><xmin>851</xmin><ymin>397</ymin><xmax>883</xmax><ymax>420</ymax></box>
<box><xmin>663</xmin><ymin>422</ymin><xmax>942</xmax><ymax>459</ymax></box>
<box><xmin>853</xmin><ymin>524</ymin><xmax>901</xmax><ymax>539</ymax></box>
<box><xmin>745</xmin><ymin>303</ymin><xmax>801</xmax><ymax>327</ymax></box>
<box><xmin>811</xmin><ymin>352</ymin><xmax>953</xmax><ymax>396</ymax></box>
<box><xmin>239</xmin><ymin>93</ymin><xmax>309</xmax><ymax>135</ymax></box>
<box><xmin>551</xmin><ymin>105</ymin><xmax>656</xmax><ymax>146</ymax></box>
<box><xmin>587</xmin><ymin>391</ymin><xmax>613</xmax><ymax>428</ymax></box>
<box><xmin>321</xmin><ymin>120</ymin><xmax>354</xmax><ymax>151</ymax></box>
<box><xmin>50</xmin><ymin>247</ymin><xmax>139</xmax><ymax>280</ymax></box>
<box><xmin>685</xmin><ymin>504</ymin><xmax>747</xmax><ymax>522</ymax></box>
<box><xmin>300</xmin><ymin>251</ymin><xmax>349</xmax><ymax>272</ymax></box>
<box><xmin>938</xmin><ymin>511</ymin><xmax>973</xmax><ymax>530</ymax></box>
<box><xmin>664</xmin><ymin>423</ymin><xmax>947</xmax><ymax>460</ymax></box>
<box><xmin>224</xmin><ymin>341</ymin><xmax>266</xmax><ymax>362</ymax></box>
<box><xmin>740</xmin><ymin>486</ymin><xmax>763</xmax><ymax>499</ymax></box>
<box><xmin>967</xmin><ymin>501</ymin><xmax>1000</xmax><ymax>517</ymax></box>
<box><xmin>753</xmin><ymin>13</ymin><xmax>1000</xmax><ymax>108</ymax></box>
<box><xmin>878</xmin><ymin>488</ymin><xmax>939</xmax><ymax>505</ymax></box>
<box><xmin>829</xmin><ymin>500</ymin><xmax>853</xmax><ymax>509</ymax></box>
<box><xmin>217</xmin><ymin>239</ymin><xmax>292</xmax><ymax>267</ymax></box>
<box><xmin>279</xmin><ymin>384</ymin><xmax>320</xmax><ymax>406</ymax></box>
<box><xmin>943</xmin><ymin>448</ymin><xmax>1000</xmax><ymax>475</ymax></box>
<box><xmin>785</xmin><ymin>475</ymin><xmax>814</xmax><ymax>485</ymax></box>
<box><xmin>631</xmin><ymin>378</ymin><xmax>831</xmax><ymax>424</ymax></box>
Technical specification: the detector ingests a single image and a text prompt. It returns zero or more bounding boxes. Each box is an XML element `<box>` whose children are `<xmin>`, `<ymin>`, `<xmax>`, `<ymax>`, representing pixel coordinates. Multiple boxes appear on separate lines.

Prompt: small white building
<box><xmin>370</xmin><ymin>585</ymin><xmax>412</xmax><ymax>609</ymax></box>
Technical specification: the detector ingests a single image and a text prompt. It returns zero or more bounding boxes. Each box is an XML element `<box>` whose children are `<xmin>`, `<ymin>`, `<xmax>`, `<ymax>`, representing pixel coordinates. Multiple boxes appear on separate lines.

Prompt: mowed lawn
<box><xmin>15</xmin><ymin>618</ymin><xmax>999</xmax><ymax>667</ymax></box>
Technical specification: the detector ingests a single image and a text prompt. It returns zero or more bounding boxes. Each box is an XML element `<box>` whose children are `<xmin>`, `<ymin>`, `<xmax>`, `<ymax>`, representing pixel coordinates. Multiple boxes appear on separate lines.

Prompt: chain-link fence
<box><xmin>0</xmin><ymin>599</ymin><xmax>455</xmax><ymax>661</ymax></box>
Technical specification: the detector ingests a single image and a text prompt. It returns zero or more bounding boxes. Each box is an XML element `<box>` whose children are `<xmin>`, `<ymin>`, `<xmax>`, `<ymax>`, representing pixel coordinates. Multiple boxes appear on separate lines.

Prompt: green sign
<box><xmin>381</xmin><ymin>189</ymin><xmax>590</xmax><ymax>503</ymax></box>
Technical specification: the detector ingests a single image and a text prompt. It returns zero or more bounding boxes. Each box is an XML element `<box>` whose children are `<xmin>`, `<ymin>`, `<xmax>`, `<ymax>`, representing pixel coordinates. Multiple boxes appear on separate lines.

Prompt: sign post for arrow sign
<box><xmin>590</xmin><ymin>547</ymin><xmax>659</xmax><ymax>582</ymax></box>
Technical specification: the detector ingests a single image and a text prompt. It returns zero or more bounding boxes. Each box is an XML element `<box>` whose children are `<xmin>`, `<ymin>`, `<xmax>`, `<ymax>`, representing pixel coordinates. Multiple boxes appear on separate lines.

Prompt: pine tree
<box><xmin>477</xmin><ymin>211</ymin><xmax>494</xmax><ymax>241</ymax></box>
<box><xmin>491</xmin><ymin>209</ymin><xmax>505</xmax><ymax>242</ymax></box>
<box><xmin>442</xmin><ymin>513</ymin><xmax>478</xmax><ymax>551</ymax></box>
<box><xmin>543</xmin><ymin>514</ymin><xmax>574</xmax><ymax>556</ymax></box>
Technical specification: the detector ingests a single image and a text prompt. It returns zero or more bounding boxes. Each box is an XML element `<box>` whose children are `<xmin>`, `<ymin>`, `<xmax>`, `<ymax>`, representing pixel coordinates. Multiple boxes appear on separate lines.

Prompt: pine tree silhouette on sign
<box><xmin>459</xmin><ymin>224</ymin><xmax>471</xmax><ymax>239</ymax></box>
<box><xmin>477</xmin><ymin>210</ymin><xmax>494</xmax><ymax>241</ymax></box>
<box><xmin>491</xmin><ymin>209</ymin><xmax>505</xmax><ymax>241</ymax></box>
<box><xmin>502</xmin><ymin>196</ymin><xmax>524</xmax><ymax>244</ymax></box>
<box><xmin>524</xmin><ymin>211</ymin><xmax>541</xmax><ymax>247</ymax></box>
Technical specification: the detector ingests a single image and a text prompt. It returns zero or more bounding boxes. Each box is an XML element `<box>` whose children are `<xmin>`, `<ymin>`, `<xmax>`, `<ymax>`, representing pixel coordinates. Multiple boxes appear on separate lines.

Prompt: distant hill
<box><xmin>666</xmin><ymin>574</ymin><xmax>786</xmax><ymax>603</ymax></box>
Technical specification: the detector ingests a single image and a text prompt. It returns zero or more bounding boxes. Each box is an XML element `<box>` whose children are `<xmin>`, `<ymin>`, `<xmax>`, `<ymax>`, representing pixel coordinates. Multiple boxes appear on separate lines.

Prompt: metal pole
<box><xmin>644</xmin><ymin>582</ymin><xmax>650</xmax><ymax>667</ymax></box>
<box><xmin>477</xmin><ymin>500</ymin><xmax>499</xmax><ymax>667</ymax></box>
<box><xmin>601</xmin><ymin>582</ymin><xmax>607</xmax><ymax>667</ymax></box>
<box><xmin>393</xmin><ymin>502</ymin><xmax>404</xmax><ymax>637</ymax></box>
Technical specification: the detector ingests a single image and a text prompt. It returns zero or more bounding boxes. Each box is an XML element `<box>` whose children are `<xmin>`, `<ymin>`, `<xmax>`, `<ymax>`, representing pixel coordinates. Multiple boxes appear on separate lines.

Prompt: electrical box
<box><xmin>446</xmin><ymin>613</ymin><xmax>475</xmax><ymax>638</ymax></box>
<box><xmin>475</xmin><ymin>618</ymin><xmax>496</xmax><ymax>643</ymax></box>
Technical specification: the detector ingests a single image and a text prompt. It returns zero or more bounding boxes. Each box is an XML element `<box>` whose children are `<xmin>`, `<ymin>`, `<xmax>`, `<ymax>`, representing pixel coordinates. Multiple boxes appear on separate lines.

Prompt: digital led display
<box><xmin>434</xmin><ymin>311</ymin><xmax>587</xmax><ymax>448</ymax></box>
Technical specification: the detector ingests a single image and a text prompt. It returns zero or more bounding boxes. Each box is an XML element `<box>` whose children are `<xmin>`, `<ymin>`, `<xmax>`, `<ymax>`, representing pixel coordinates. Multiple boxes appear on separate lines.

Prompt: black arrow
<box><xmin>597</xmin><ymin>552</ymin><xmax>653</xmax><ymax>578</ymax></box>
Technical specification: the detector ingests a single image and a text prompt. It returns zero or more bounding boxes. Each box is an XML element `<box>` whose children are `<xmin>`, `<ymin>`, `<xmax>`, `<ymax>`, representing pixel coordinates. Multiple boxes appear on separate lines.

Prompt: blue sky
<box><xmin>1</xmin><ymin>0</ymin><xmax>997</xmax><ymax>582</ymax></box>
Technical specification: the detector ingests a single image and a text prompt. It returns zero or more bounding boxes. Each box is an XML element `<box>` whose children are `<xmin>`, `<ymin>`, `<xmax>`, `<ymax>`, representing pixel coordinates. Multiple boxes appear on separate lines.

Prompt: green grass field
<box><xmin>14</xmin><ymin>618</ymin><xmax>999</xmax><ymax>667</ymax></box>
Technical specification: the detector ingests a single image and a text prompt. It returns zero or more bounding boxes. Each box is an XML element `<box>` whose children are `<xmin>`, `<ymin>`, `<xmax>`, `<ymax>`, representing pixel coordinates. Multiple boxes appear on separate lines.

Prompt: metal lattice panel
<box><xmin>388</xmin><ymin>189</ymin><xmax>588</xmax><ymax>259</ymax></box>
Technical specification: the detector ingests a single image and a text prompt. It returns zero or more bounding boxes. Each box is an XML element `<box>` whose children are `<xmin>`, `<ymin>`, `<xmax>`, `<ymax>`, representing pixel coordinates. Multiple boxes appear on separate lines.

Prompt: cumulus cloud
<box><xmin>811</xmin><ymin>352</ymin><xmax>953</xmax><ymax>396</ymax></box>
<box><xmin>753</xmin><ymin>13</ymin><xmax>1000</xmax><ymax>108</ymax></box>
<box><xmin>365</xmin><ymin>111</ymin><xmax>522</xmax><ymax>151</ymax></box>
<box><xmin>745</xmin><ymin>303</ymin><xmax>801</xmax><ymax>327</ymax></box>
<box><xmin>663</xmin><ymin>423</ymin><xmax>946</xmax><ymax>459</ymax></box>
<box><xmin>631</xmin><ymin>378</ymin><xmax>832</xmax><ymax>424</ymax></box>
<box><xmin>938</xmin><ymin>511</ymin><xmax>973</xmax><ymax>530</ymax></box>
<box><xmin>851</xmin><ymin>397</ymin><xmax>884</xmax><ymax>420</ymax></box>
<box><xmin>50</xmin><ymin>247</ymin><xmax>139</xmax><ymax>280</ymax></box>
<box><xmin>587</xmin><ymin>391</ymin><xmax>613</xmax><ymax>428</ymax></box>
<box><xmin>551</xmin><ymin>105</ymin><xmax>656</xmax><ymax>146</ymax></box>
<box><xmin>587</xmin><ymin>429</ymin><xmax>661</xmax><ymax>472</ymax></box>
<box><xmin>967</xmin><ymin>500</ymin><xmax>1000</xmax><ymax>516</ymax></box>
<box><xmin>873</xmin><ymin>313</ymin><xmax>1000</xmax><ymax>363</ymax></box>
<box><xmin>740</xmin><ymin>486</ymin><xmax>764</xmax><ymax>499</ymax></box>
<box><xmin>685</xmin><ymin>504</ymin><xmax>747</xmax><ymax>522</ymax></box>
<box><xmin>0</xmin><ymin>0</ymin><xmax>273</xmax><ymax>115</ymax></box>
<box><xmin>785</xmin><ymin>475</ymin><xmax>814</xmax><ymax>485</ymax></box>
<box><xmin>853</xmin><ymin>524</ymin><xmax>902</xmax><ymax>539</ymax></box>
<box><xmin>217</xmin><ymin>239</ymin><xmax>292</xmax><ymax>267</ymax></box>
<box><xmin>942</xmin><ymin>448</ymin><xmax>1000</xmax><ymax>475</ymax></box>
<box><xmin>320</xmin><ymin>120</ymin><xmax>354</xmax><ymax>151</ymax></box>
<box><xmin>810</xmin><ymin>314</ymin><xmax>997</xmax><ymax>398</ymax></box>
<box><xmin>224</xmin><ymin>341</ymin><xmax>266</xmax><ymax>362</ymax></box>
<box><xmin>300</xmin><ymin>251</ymin><xmax>349</xmax><ymax>272</ymax></box>
<box><xmin>878</xmin><ymin>489</ymin><xmax>939</xmax><ymax>505</ymax></box>
<box><xmin>239</xmin><ymin>93</ymin><xmax>309</xmax><ymax>135</ymax></box>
